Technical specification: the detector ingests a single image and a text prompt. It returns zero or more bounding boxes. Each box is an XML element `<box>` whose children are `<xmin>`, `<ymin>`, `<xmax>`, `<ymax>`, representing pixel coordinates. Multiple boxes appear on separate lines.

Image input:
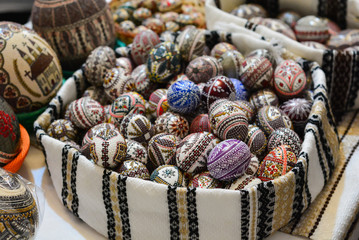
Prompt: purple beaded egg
<box><xmin>267</xmin><ymin>128</ymin><xmax>302</xmax><ymax>157</ymax></box>
<box><xmin>240</xmin><ymin>56</ymin><xmax>273</xmax><ymax>91</ymax></box>
<box><xmin>256</xmin><ymin>106</ymin><xmax>293</xmax><ymax>136</ymax></box>
<box><xmin>131</xmin><ymin>29</ymin><xmax>160</xmax><ymax>66</ymax></box>
<box><xmin>150</xmin><ymin>165</ymin><xmax>185</xmax><ymax>187</ymax></box>
<box><xmin>154</xmin><ymin>112</ymin><xmax>189</xmax><ymax>139</ymax></box>
<box><xmin>185</xmin><ymin>56</ymin><xmax>223</xmax><ymax>84</ymax></box>
<box><xmin>125</xmin><ymin>139</ymin><xmax>148</xmax><ymax>164</ymax></box>
<box><xmin>103</xmin><ymin>67</ymin><xmax>136</xmax><ymax>100</ymax></box>
<box><xmin>202</xmin><ymin>75</ymin><xmax>236</xmax><ymax>109</ymax></box>
<box><xmin>249</xmin><ymin>88</ymin><xmax>279</xmax><ymax>111</ymax></box>
<box><xmin>116</xmin><ymin>160</ymin><xmax>150</xmax><ymax>180</ymax></box>
<box><xmin>190</xmin><ymin>114</ymin><xmax>211</xmax><ymax>133</ymax></box>
<box><xmin>47</xmin><ymin>119</ymin><xmax>78</xmax><ymax>142</ymax></box>
<box><xmin>120</xmin><ymin>114</ymin><xmax>154</xmax><ymax>143</ymax></box>
<box><xmin>188</xmin><ymin>172</ymin><xmax>223</xmax><ymax>189</ymax></box>
<box><xmin>230</xmin><ymin>78</ymin><xmax>248</xmax><ymax>101</ymax></box>
<box><xmin>148</xmin><ymin>133</ymin><xmax>179</xmax><ymax>168</ymax></box>
<box><xmin>245</xmin><ymin>124</ymin><xmax>267</xmax><ymax>156</ymax></box>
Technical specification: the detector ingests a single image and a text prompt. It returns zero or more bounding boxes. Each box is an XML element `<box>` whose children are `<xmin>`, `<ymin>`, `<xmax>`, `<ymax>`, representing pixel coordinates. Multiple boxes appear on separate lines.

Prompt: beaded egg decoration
<box><xmin>154</xmin><ymin>112</ymin><xmax>189</xmax><ymax>139</ymax></box>
<box><xmin>120</xmin><ymin>113</ymin><xmax>154</xmax><ymax>143</ymax></box>
<box><xmin>230</xmin><ymin>78</ymin><xmax>248</xmax><ymax>101</ymax></box>
<box><xmin>131</xmin><ymin>64</ymin><xmax>158</xmax><ymax>99</ymax></box>
<box><xmin>249</xmin><ymin>88</ymin><xmax>279</xmax><ymax>111</ymax></box>
<box><xmin>256</xmin><ymin>106</ymin><xmax>293</xmax><ymax>136</ymax></box>
<box><xmin>148</xmin><ymin>89</ymin><xmax>167</xmax><ymax>117</ymax></box>
<box><xmin>176</xmin><ymin>27</ymin><xmax>205</xmax><ymax>62</ymax></box>
<box><xmin>240</xmin><ymin>56</ymin><xmax>273</xmax><ymax>91</ymax></box>
<box><xmin>245</xmin><ymin>124</ymin><xmax>267</xmax><ymax>156</ymax></box>
<box><xmin>220</xmin><ymin>51</ymin><xmax>244</xmax><ymax>79</ymax></box>
<box><xmin>115</xmin><ymin>20</ymin><xmax>136</xmax><ymax>44</ymax></box>
<box><xmin>245</xmin><ymin>154</ymin><xmax>260</xmax><ymax>175</ymax></box>
<box><xmin>280</xmin><ymin>98</ymin><xmax>312</xmax><ymax>131</ymax></box>
<box><xmin>257</xmin><ymin>145</ymin><xmax>297</xmax><ymax>182</ymax></box>
<box><xmin>81</xmin><ymin>123</ymin><xmax>116</xmax><ymax>151</ymax></box>
<box><xmin>125</xmin><ymin>139</ymin><xmax>148</xmax><ymax>164</ymax></box>
<box><xmin>226</xmin><ymin>174</ymin><xmax>262</xmax><ymax>190</ymax></box>
<box><xmin>131</xmin><ymin>29</ymin><xmax>160</xmax><ymax>66</ymax></box>
<box><xmin>202</xmin><ymin>75</ymin><xmax>236</xmax><ymax>109</ymax></box>
<box><xmin>190</xmin><ymin>114</ymin><xmax>211</xmax><ymax>133</ymax></box>
<box><xmin>185</xmin><ymin>56</ymin><xmax>223</xmax><ymax>84</ymax></box>
<box><xmin>116</xmin><ymin>57</ymin><xmax>133</xmax><ymax>74</ymax></box>
<box><xmin>274</xmin><ymin>60</ymin><xmax>307</xmax><ymax>99</ymax></box>
<box><xmin>267</xmin><ymin>128</ymin><xmax>302</xmax><ymax>157</ymax></box>
<box><xmin>148</xmin><ymin>133</ymin><xmax>179</xmax><ymax>168</ymax></box>
<box><xmin>233</xmin><ymin>100</ymin><xmax>255</xmax><ymax>122</ymax></box>
<box><xmin>147</xmin><ymin>41</ymin><xmax>182</xmax><ymax>83</ymax></box>
<box><xmin>117</xmin><ymin>160</ymin><xmax>150</xmax><ymax>180</ymax></box>
<box><xmin>167</xmin><ymin>80</ymin><xmax>201</xmax><ymax>114</ymax></box>
<box><xmin>210</xmin><ymin>42</ymin><xmax>237</xmax><ymax>59</ymax></box>
<box><xmin>156</xmin><ymin>95</ymin><xmax>169</xmax><ymax>117</ymax></box>
<box><xmin>165</xmin><ymin>21</ymin><xmax>180</xmax><ymax>32</ymax></box>
<box><xmin>47</xmin><ymin>119</ymin><xmax>77</xmax><ymax>142</ymax></box>
<box><xmin>246</xmin><ymin>49</ymin><xmax>276</xmax><ymax>67</ymax></box>
<box><xmin>103</xmin><ymin>67</ymin><xmax>136</xmax><ymax>100</ymax></box>
<box><xmin>295</xmin><ymin>15</ymin><xmax>329</xmax><ymax>43</ymax></box>
<box><xmin>207</xmin><ymin>139</ymin><xmax>252</xmax><ymax>181</ymax></box>
<box><xmin>176</xmin><ymin>132</ymin><xmax>220</xmax><ymax>174</ymax></box>
<box><xmin>188</xmin><ymin>171</ymin><xmax>222</xmax><ymax>189</ymax></box>
<box><xmin>150</xmin><ymin>165</ymin><xmax>185</xmax><ymax>187</ymax></box>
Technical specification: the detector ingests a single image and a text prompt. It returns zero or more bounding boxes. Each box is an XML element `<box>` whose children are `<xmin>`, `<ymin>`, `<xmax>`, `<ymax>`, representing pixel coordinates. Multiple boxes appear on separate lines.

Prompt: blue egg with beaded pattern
<box><xmin>167</xmin><ymin>79</ymin><xmax>201</xmax><ymax>114</ymax></box>
<box><xmin>230</xmin><ymin>78</ymin><xmax>248</xmax><ymax>101</ymax></box>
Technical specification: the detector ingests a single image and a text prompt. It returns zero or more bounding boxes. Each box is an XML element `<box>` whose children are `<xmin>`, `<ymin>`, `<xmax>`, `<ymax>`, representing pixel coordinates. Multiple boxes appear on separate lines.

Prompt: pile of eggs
<box><xmin>47</xmin><ymin>26</ymin><xmax>314</xmax><ymax>190</ymax></box>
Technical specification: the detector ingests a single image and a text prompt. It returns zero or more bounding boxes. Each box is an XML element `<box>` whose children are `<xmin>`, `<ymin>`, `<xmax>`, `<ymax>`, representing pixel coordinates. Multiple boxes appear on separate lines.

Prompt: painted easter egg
<box><xmin>81</xmin><ymin>123</ymin><xmax>116</xmax><ymax>151</ymax></box>
<box><xmin>148</xmin><ymin>133</ymin><xmax>179</xmax><ymax>168</ymax></box>
<box><xmin>240</xmin><ymin>56</ymin><xmax>273</xmax><ymax>91</ymax></box>
<box><xmin>185</xmin><ymin>56</ymin><xmax>223</xmax><ymax>84</ymax></box>
<box><xmin>148</xmin><ymin>88</ymin><xmax>167</xmax><ymax>118</ymax></box>
<box><xmin>167</xmin><ymin>80</ymin><xmax>201</xmax><ymax>114</ymax></box>
<box><xmin>150</xmin><ymin>165</ymin><xmax>185</xmax><ymax>187</ymax></box>
<box><xmin>117</xmin><ymin>160</ymin><xmax>150</xmax><ymax>180</ymax></box>
<box><xmin>246</xmin><ymin>48</ymin><xmax>276</xmax><ymax>68</ymax></box>
<box><xmin>267</xmin><ymin>128</ymin><xmax>302</xmax><ymax>157</ymax></box>
<box><xmin>131</xmin><ymin>29</ymin><xmax>160</xmax><ymax>66</ymax></box>
<box><xmin>125</xmin><ymin>139</ymin><xmax>148</xmax><ymax>164</ymax></box>
<box><xmin>190</xmin><ymin>114</ymin><xmax>211</xmax><ymax>133</ymax></box>
<box><xmin>220</xmin><ymin>51</ymin><xmax>244</xmax><ymax>79</ymax></box>
<box><xmin>143</xmin><ymin>18</ymin><xmax>165</xmax><ymax>35</ymax></box>
<box><xmin>202</xmin><ymin>75</ymin><xmax>236</xmax><ymax>109</ymax></box>
<box><xmin>256</xmin><ymin>105</ymin><xmax>293</xmax><ymax>136</ymax></box>
<box><xmin>245</xmin><ymin>154</ymin><xmax>260</xmax><ymax>175</ymax></box>
<box><xmin>115</xmin><ymin>20</ymin><xmax>136</xmax><ymax>44</ymax></box>
<box><xmin>210</xmin><ymin>42</ymin><xmax>237</xmax><ymax>59</ymax></box>
<box><xmin>245</xmin><ymin>124</ymin><xmax>267</xmax><ymax>156</ymax></box>
<box><xmin>233</xmin><ymin>100</ymin><xmax>255</xmax><ymax>122</ymax></box>
<box><xmin>47</xmin><ymin>119</ymin><xmax>77</xmax><ymax>142</ymax></box>
<box><xmin>327</xmin><ymin>29</ymin><xmax>359</xmax><ymax>50</ymax></box>
<box><xmin>156</xmin><ymin>95</ymin><xmax>170</xmax><ymax>117</ymax></box>
<box><xmin>103</xmin><ymin>67</ymin><xmax>136</xmax><ymax>100</ymax></box>
<box><xmin>250</xmin><ymin>17</ymin><xmax>296</xmax><ymax>40</ymax></box>
<box><xmin>295</xmin><ymin>15</ymin><xmax>329</xmax><ymax>43</ymax></box>
<box><xmin>131</xmin><ymin>64</ymin><xmax>158</xmax><ymax>99</ymax></box>
<box><xmin>115</xmin><ymin>56</ymin><xmax>133</xmax><ymax>74</ymax></box>
<box><xmin>158</xmin><ymin>0</ymin><xmax>182</xmax><ymax>12</ymax></box>
<box><xmin>280</xmin><ymin>98</ymin><xmax>312</xmax><ymax>132</ymax></box>
<box><xmin>154</xmin><ymin>112</ymin><xmax>189</xmax><ymax>139</ymax></box>
<box><xmin>277</xmin><ymin>11</ymin><xmax>301</xmax><ymax>28</ymax></box>
<box><xmin>249</xmin><ymin>88</ymin><xmax>279</xmax><ymax>111</ymax></box>
<box><xmin>230</xmin><ymin>78</ymin><xmax>248</xmax><ymax>101</ymax></box>
<box><xmin>133</xmin><ymin>7</ymin><xmax>152</xmax><ymax>23</ymax></box>
<box><xmin>176</xmin><ymin>27</ymin><xmax>205</xmax><ymax>62</ymax></box>
<box><xmin>230</xmin><ymin>4</ymin><xmax>267</xmax><ymax>19</ymax></box>
<box><xmin>188</xmin><ymin>171</ymin><xmax>223</xmax><ymax>189</ymax></box>
<box><xmin>120</xmin><ymin>113</ymin><xmax>154</xmax><ymax>143</ymax></box>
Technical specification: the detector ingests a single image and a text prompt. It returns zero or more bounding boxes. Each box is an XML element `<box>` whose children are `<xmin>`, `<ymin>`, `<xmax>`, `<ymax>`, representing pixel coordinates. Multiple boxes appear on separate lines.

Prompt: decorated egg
<box><xmin>231</xmin><ymin>4</ymin><xmax>267</xmax><ymax>19</ymax></box>
<box><xmin>156</xmin><ymin>95</ymin><xmax>170</xmax><ymax>117</ymax></box>
<box><xmin>114</xmin><ymin>8</ymin><xmax>130</xmax><ymax>23</ymax></box>
<box><xmin>125</xmin><ymin>139</ymin><xmax>148</xmax><ymax>164</ymax></box>
<box><xmin>280</xmin><ymin>98</ymin><xmax>311</xmax><ymax>132</ymax></box>
<box><xmin>177</xmin><ymin>14</ymin><xmax>196</xmax><ymax>27</ymax></box>
<box><xmin>148</xmin><ymin>89</ymin><xmax>167</xmax><ymax>117</ymax></box>
<box><xmin>115</xmin><ymin>20</ymin><xmax>136</xmax><ymax>44</ymax></box>
<box><xmin>240</xmin><ymin>56</ymin><xmax>273</xmax><ymax>91</ymax></box>
<box><xmin>188</xmin><ymin>171</ymin><xmax>223</xmax><ymax>189</ymax></box>
<box><xmin>167</xmin><ymin>80</ymin><xmax>201</xmax><ymax>114</ymax></box>
<box><xmin>103</xmin><ymin>67</ymin><xmax>136</xmax><ymax>100</ymax></box>
<box><xmin>327</xmin><ymin>29</ymin><xmax>359</xmax><ymax>50</ymax></box>
<box><xmin>250</xmin><ymin>17</ymin><xmax>296</xmax><ymax>40</ymax></box>
<box><xmin>220</xmin><ymin>50</ymin><xmax>244</xmax><ymax>79</ymax></box>
<box><xmin>208</xmin><ymin>139</ymin><xmax>251</xmax><ymax>181</ymax></box>
<box><xmin>245</xmin><ymin>154</ymin><xmax>260</xmax><ymax>175</ymax></box>
<box><xmin>117</xmin><ymin>160</ymin><xmax>150</xmax><ymax>180</ymax></box>
<box><xmin>256</xmin><ymin>106</ymin><xmax>293</xmax><ymax>136</ymax></box>
<box><xmin>257</xmin><ymin>145</ymin><xmax>297</xmax><ymax>181</ymax></box>
<box><xmin>210</xmin><ymin>42</ymin><xmax>237</xmax><ymax>59</ymax></box>
<box><xmin>209</xmin><ymin>99</ymin><xmax>248</xmax><ymax>141</ymax></box>
<box><xmin>116</xmin><ymin>57</ymin><xmax>133</xmax><ymax>74</ymax></box>
<box><xmin>161</xmin><ymin>12</ymin><xmax>179</xmax><ymax>22</ymax></box>
<box><xmin>274</xmin><ymin>60</ymin><xmax>306</xmax><ymax>99</ymax></box>
<box><xmin>176</xmin><ymin>27</ymin><xmax>205</xmax><ymax>62</ymax></box>
<box><xmin>158</xmin><ymin>0</ymin><xmax>182</xmax><ymax>12</ymax></box>
<box><xmin>249</xmin><ymin>88</ymin><xmax>279</xmax><ymax>110</ymax></box>
<box><xmin>133</xmin><ymin>25</ymin><xmax>149</xmax><ymax>36</ymax></box>
<box><xmin>83</xmin><ymin>86</ymin><xmax>110</xmax><ymax>106</ymax></box>
<box><xmin>154</xmin><ymin>112</ymin><xmax>189</xmax><ymax>139</ymax></box>
<box><xmin>165</xmin><ymin>21</ymin><xmax>180</xmax><ymax>32</ymax></box>
<box><xmin>245</xmin><ymin>124</ymin><xmax>267</xmax><ymax>156</ymax></box>
<box><xmin>190</xmin><ymin>114</ymin><xmax>211</xmax><ymax>133</ymax></box>
<box><xmin>295</xmin><ymin>16</ymin><xmax>329</xmax><ymax>43</ymax></box>
<box><xmin>277</xmin><ymin>11</ymin><xmax>301</xmax><ymax>28</ymax></box>
<box><xmin>47</xmin><ymin>119</ymin><xmax>77</xmax><ymax>142</ymax></box>
<box><xmin>226</xmin><ymin>174</ymin><xmax>262</xmax><ymax>190</ymax></box>
<box><xmin>143</xmin><ymin>18</ymin><xmax>165</xmax><ymax>34</ymax></box>
<box><xmin>202</xmin><ymin>75</ymin><xmax>236</xmax><ymax>109</ymax></box>
<box><xmin>131</xmin><ymin>30</ymin><xmax>160</xmax><ymax>66</ymax></box>
<box><xmin>246</xmin><ymin>48</ymin><xmax>276</xmax><ymax>67</ymax></box>
<box><xmin>150</xmin><ymin>165</ymin><xmax>185</xmax><ymax>187</ymax></box>
<box><xmin>230</xmin><ymin>78</ymin><xmax>248</xmax><ymax>101</ymax></box>
<box><xmin>267</xmin><ymin>128</ymin><xmax>302</xmax><ymax>156</ymax></box>
<box><xmin>301</xmin><ymin>41</ymin><xmax>328</xmax><ymax>50</ymax></box>
<box><xmin>185</xmin><ymin>56</ymin><xmax>223</xmax><ymax>84</ymax></box>
<box><xmin>133</xmin><ymin>7</ymin><xmax>152</xmax><ymax>22</ymax></box>
<box><xmin>132</xmin><ymin>64</ymin><xmax>158</xmax><ymax>99</ymax></box>
<box><xmin>147</xmin><ymin>41</ymin><xmax>182</xmax><ymax>83</ymax></box>
<box><xmin>81</xmin><ymin>123</ymin><xmax>116</xmax><ymax>156</ymax></box>
<box><xmin>120</xmin><ymin>113</ymin><xmax>154</xmax><ymax>143</ymax></box>
<box><xmin>176</xmin><ymin>132</ymin><xmax>220</xmax><ymax>174</ymax></box>
<box><xmin>148</xmin><ymin>133</ymin><xmax>179</xmax><ymax>168</ymax></box>
<box><xmin>31</xmin><ymin>0</ymin><xmax>115</xmax><ymax>70</ymax></box>
<box><xmin>69</xmin><ymin>97</ymin><xmax>104</xmax><ymax>129</ymax></box>
<box><xmin>0</xmin><ymin>22</ymin><xmax>62</xmax><ymax>113</ymax></box>
<box><xmin>233</xmin><ymin>100</ymin><xmax>255</xmax><ymax>122</ymax></box>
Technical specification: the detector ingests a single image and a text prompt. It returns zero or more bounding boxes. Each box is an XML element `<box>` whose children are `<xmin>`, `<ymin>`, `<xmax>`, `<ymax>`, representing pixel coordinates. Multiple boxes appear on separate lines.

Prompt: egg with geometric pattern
<box><xmin>150</xmin><ymin>165</ymin><xmax>185</xmax><ymax>187</ymax></box>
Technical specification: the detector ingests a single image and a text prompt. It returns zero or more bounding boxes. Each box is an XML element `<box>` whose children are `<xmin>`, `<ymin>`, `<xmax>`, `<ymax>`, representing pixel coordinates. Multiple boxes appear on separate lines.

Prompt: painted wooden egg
<box><xmin>245</xmin><ymin>124</ymin><xmax>267</xmax><ymax>156</ymax></box>
<box><xmin>220</xmin><ymin>50</ymin><xmax>244</xmax><ymax>79</ymax></box>
<box><xmin>83</xmin><ymin>46</ymin><xmax>116</xmax><ymax>87</ymax></box>
<box><xmin>120</xmin><ymin>113</ymin><xmax>154</xmax><ymax>143</ymax></box>
<box><xmin>280</xmin><ymin>98</ymin><xmax>312</xmax><ymax>132</ymax></box>
<box><xmin>103</xmin><ymin>67</ymin><xmax>136</xmax><ymax>100</ymax></box>
<box><xmin>233</xmin><ymin>100</ymin><xmax>255</xmax><ymax>122</ymax></box>
<box><xmin>115</xmin><ymin>20</ymin><xmax>136</xmax><ymax>44</ymax></box>
<box><xmin>176</xmin><ymin>27</ymin><xmax>205</xmax><ymax>62</ymax></box>
<box><xmin>31</xmin><ymin>0</ymin><xmax>115</xmax><ymax>70</ymax></box>
<box><xmin>167</xmin><ymin>79</ymin><xmax>201</xmax><ymax>114</ymax></box>
<box><xmin>0</xmin><ymin>22</ymin><xmax>62</xmax><ymax>113</ymax></box>
<box><xmin>210</xmin><ymin>42</ymin><xmax>237</xmax><ymax>59</ymax></box>
<box><xmin>125</xmin><ymin>139</ymin><xmax>148</xmax><ymax>164</ymax></box>
<box><xmin>274</xmin><ymin>60</ymin><xmax>307</xmax><ymax>99</ymax></box>
<box><xmin>256</xmin><ymin>106</ymin><xmax>293</xmax><ymax>136</ymax></box>
<box><xmin>158</xmin><ymin>0</ymin><xmax>182</xmax><ymax>12</ymax></box>
<box><xmin>230</xmin><ymin>3</ymin><xmax>267</xmax><ymax>19</ymax></box>
<box><xmin>226</xmin><ymin>174</ymin><xmax>262</xmax><ymax>190</ymax></box>
<box><xmin>133</xmin><ymin>7</ymin><xmax>152</xmax><ymax>23</ymax></box>
<box><xmin>301</xmin><ymin>41</ymin><xmax>328</xmax><ymax>50</ymax></box>
<box><xmin>150</xmin><ymin>165</ymin><xmax>185</xmax><ymax>187</ymax></box>
<box><xmin>208</xmin><ymin>139</ymin><xmax>251</xmax><ymax>181</ymax></box>
<box><xmin>188</xmin><ymin>171</ymin><xmax>223</xmax><ymax>189</ymax></box>
<box><xmin>117</xmin><ymin>160</ymin><xmax>150</xmax><ymax>180</ymax></box>
<box><xmin>87</xmin><ymin>128</ymin><xmax>127</xmax><ymax>169</ymax></box>
<box><xmin>69</xmin><ymin>97</ymin><xmax>104</xmax><ymax>130</ymax></box>
<box><xmin>250</xmin><ymin>17</ymin><xmax>296</xmax><ymax>40</ymax></box>
<box><xmin>202</xmin><ymin>75</ymin><xmax>236</xmax><ymax>109</ymax></box>
<box><xmin>245</xmin><ymin>154</ymin><xmax>260</xmax><ymax>175</ymax></box>
<box><xmin>131</xmin><ymin>29</ymin><xmax>160</xmax><ymax>66</ymax></box>
<box><xmin>249</xmin><ymin>88</ymin><xmax>279</xmax><ymax>111</ymax></box>
<box><xmin>165</xmin><ymin>21</ymin><xmax>180</xmax><ymax>32</ymax></box>
<box><xmin>190</xmin><ymin>114</ymin><xmax>211</xmax><ymax>133</ymax></box>
<box><xmin>185</xmin><ymin>56</ymin><xmax>223</xmax><ymax>84</ymax></box>
<box><xmin>295</xmin><ymin>16</ymin><xmax>329</xmax><ymax>43</ymax></box>
<box><xmin>148</xmin><ymin>89</ymin><xmax>167</xmax><ymax>118</ymax></box>
<box><xmin>267</xmin><ymin>128</ymin><xmax>302</xmax><ymax>157</ymax></box>
<box><xmin>277</xmin><ymin>11</ymin><xmax>301</xmax><ymax>28</ymax></box>
<box><xmin>147</xmin><ymin>41</ymin><xmax>182</xmax><ymax>84</ymax></box>
<box><xmin>161</xmin><ymin>12</ymin><xmax>179</xmax><ymax>22</ymax></box>
<box><xmin>148</xmin><ymin>133</ymin><xmax>179</xmax><ymax>168</ymax></box>
<box><xmin>47</xmin><ymin>119</ymin><xmax>77</xmax><ymax>142</ymax></box>
<box><xmin>154</xmin><ymin>112</ymin><xmax>189</xmax><ymax>139</ymax></box>
<box><xmin>109</xmin><ymin>92</ymin><xmax>146</xmax><ymax>126</ymax></box>
<box><xmin>83</xmin><ymin>86</ymin><xmax>110</xmax><ymax>106</ymax></box>
<box><xmin>0</xmin><ymin>96</ymin><xmax>20</xmax><ymax>165</ymax></box>
<box><xmin>240</xmin><ymin>56</ymin><xmax>273</xmax><ymax>91</ymax></box>
<box><xmin>230</xmin><ymin>78</ymin><xmax>248</xmax><ymax>101</ymax></box>
<box><xmin>116</xmin><ymin>57</ymin><xmax>133</xmax><ymax>74</ymax></box>
<box><xmin>81</xmin><ymin>123</ymin><xmax>116</xmax><ymax>153</ymax></box>
<box><xmin>209</xmin><ymin>99</ymin><xmax>248</xmax><ymax>141</ymax></box>
<box><xmin>143</xmin><ymin>18</ymin><xmax>165</xmax><ymax>35</ymax></box>
<box><xmin>156</xmin><ymin>95</ymin><xmax>170</xmax><ymax>117</ymax></box>
<box><xmin>257</xmin><ymin>145</ymin><xmax>297</xmax><ymax>182</ymax></box>
<box><xmin>131</xmin><ymin>64</ymin><xmax>158</xmax><ymax>99</ymax></box>
<box><xmin>327</xmin><ymin>29</ymin><xmax>359</xmax><ymax>50</ymax></box>
<box><xmin>176</xmin><ymin>132</ymin><xmax>220</xmax><ymax>174</ymax></box>
<box><xmin>246</xmin><ymin>49</ymin><xmax>276</xmax><ymax>68</ymax></box>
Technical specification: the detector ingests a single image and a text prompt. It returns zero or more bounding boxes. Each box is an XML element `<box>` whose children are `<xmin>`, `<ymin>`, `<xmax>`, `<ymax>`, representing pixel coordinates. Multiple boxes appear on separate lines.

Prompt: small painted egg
<box><xmin>267</xmin><ymin>128</ymin><xmax>302</xmax><ymax>156</ymax></box>
<box><xmin>131</xmin><ymin>29</ymin><xmax>160</xmax><ymax>66</ymax></box>
<box><xmin>190</xmin><ymin>114</ymin><xmax>211</xmax><ymax>133</ymax></box>
<box><xmin>109</xmin><ymin>92</ymin><xmax>146</xmax><ymax>126</ymax></box>
<box><xmin>245</xmin><ymin>124</ymin><xmax>267</xmax><ymax>156</ymax></box>
<box><xmin>327</xmin><ymin>29</ymin><xmax>359</xmax><ymax>50</ymax></box>
<box><xmin>143</xmin><ymin>18</ymin><xmax>165</xmax><ymax>34</ymax></box>
<box><xmin>209</xmin><ymin>99</ymin><xmax>248</xmax><ymax>141</ymax></box>
<box><xmin>208</xmin><ymin>139</ymin><xmax>251</xmax><ymax>181</ymax></box>
<box><xmin>167</xmin><ymin>80</ymin><xmax>201</xmax><ymax>114</ymax></box>
<box><xmin>116</xmin><ymin>57</ymin><xmax>133</xmax><ymax>74</ymax></box>
<box><xmin>147</xmin><ymin>41</ymin><xmax>182</xmax><ymax>84</ymax></box>
<box><xmin>154</xmin><ymin>112</ymin><xmax>189</xmax><ymax>139</ymax></box>
<box><xmin>117</xmin><ymin>160</ymin><xmax>150</xmax><ymax>180</ymax></box>
<box><xmin>161</xmin><ymin>12</ymin><xmax>179</xmax><ymax>22</ymax></box>
<box><xmin>185</xmin><ymin>56</ymin><xmax>223</xmax><ymax>84</ymax></box>
<box><xmin>249</xmin><ymin>88</ymin><xmax>279</xmax><ymax>111</ymax></box>
<box><xmin>176</xmin><ymin>27</ymin><xmax>205</xmax><ymax>62</ymax></box>
<box><xmin>250</xmin><ymin>17</ymin><xmax>296</xmax><ymax>40</ymax></box>
<box><xmin>120</xmin><ymin>113</ymin><xmax>154</xmax><ymax>143</ymax></box>
<box><xmin>83</xmin><ymin>46</ymin><xmax>116</xmax><ymax>87</ymax></box>
<box><xmin>231</xmin><ymin>4</ymin><xmax>267</xmax><ymax>19</ymax></box>
<box><xmin>220</xmin><ymin>50</ymin><xmax>244</xmax><ymax>79</ymax></box>
<box><xmin>176</xmin><ymin>132</ymin><xmax>220</xmax><ymax>174</ymax></box>
<box><xmin>210</xmin><ymin>42</ymin><xmax>237</xmax><ymax>59</ymax></box>
<box><xmin>233</xmin><ymin>100</ymin><xmax>255</xmax><ymax>122</ymax></box>
<box><xmin>245</xmin><ymin>154</ymin><xmax>260</xmax><ymax>175</ymax></box>
<box><xmin>133</xmin><ymin>7</ymin><xmax>152</xmax><ymax>22</ymax></box>
<box><xmin>256</xmin><ymin>106</ymin><xmax>293</xmax><ymax>136</ymax></box>
<box><xmin>277</xmin><ymin>11</ymin><xmax>301</xmax><ymax>28</ymax></box>
<box><xmin>150</xmin><ymin>165</ymin><xmax>185</xmax><ymax>186</ymax></box>
<box><xmin>188</xmin><ymin>171</ymin><xmax>223</xmax><ymax>189</ymax></box>
<box><xmin>257</xmin><ymin>145</ymin><xmax>297</xmax><ymax>181</ymax></box>
<box><xmin>240</xmin><ymin>56</ymin><xmax>273</xmax><ymax>91</ymax></box>
<box><xmin>115</xmin><ymin>20</ymin><xmax>136</xmax><ymax>44</ymax></box>
<box><xmin>114</xmin><ymin>8</ymin><xmax>130</xmax><ymax>23</ymax></box>
<box><xmin>226</xmin><ymin>174</ymin><xmax>262</xmax><ymax>190</ymax></box>
<box><xmin>81</xmin><ymin>123</ymin><xmax>116</xmax><ymax>155</ymax></box>
<box><xmin>158</xmin><ymin>0</ymin><xmax>182</xmax><ymax>12</ymax></box>
<box><xmin>202</xmin><ymin>75</ymin><xmax>236</xmax><ymax>109</ymax></box>
<box><xmin>230</xmin><ymin>78</ymin><xmax>248</xmax><ymax>101</ymax></box>
<box><xmin>47</xmin><ymin>119</ymin><xmax>77</xmax><ymax>142</ymax></box>
<box><xmin>132</xmin><ymin>64</ymin><xmax>158</xmax><ymax>99</ymax></box>
<box><xmin>148</xmin><ymin>133</ymin><xmax>179</xmax><ymax>168</ymax></box>
<box><xmin>165</xmin><ymin>21</ymin><xmax>180</xmax><ymax>32</ymax></box>
<box><xmin>82</xmin><ymin>86</ymin><xmax>110</xmax><ymax>106</ymax></box>
<box><xmin>295</xmin><ymin>16</ymin><xmax>329</xmax><ymax>43</ymax></box>
<box><xmin>125</xmin><ymin>139</ymin><xmax>148</xmax><ymax>164</ymax></box>
<box><xmin>148</xmin><ymin>89</ymin><xmax>168</xmax><ymax>117</ymax></box>
<box><xmin>301</xmin><ymin>41</ymin><xmax>328</xmax><ymax>50</ymax></box>
<box><xmin>280</xmin><ymin>98</ymin><xmax>312</xmax><ymax>132</ymax></box>
<box><xmin>103</xmin><ymin>67</ymin><xmax>136</xmax><ymax>100</ymax></box>
<box><xmin>245</xmin><ymin>49</ymin><xmax>276</xmax><ymax>68</ymax></box>
<box><xmin>69</xmin><ymin>97</ymin><xmax>105</xmax><ymax>130</ymax></box>
<box><xmin>274</xmin><ymin>60</ymin><xmax>307</xmax><ymax>99</ymax></box>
